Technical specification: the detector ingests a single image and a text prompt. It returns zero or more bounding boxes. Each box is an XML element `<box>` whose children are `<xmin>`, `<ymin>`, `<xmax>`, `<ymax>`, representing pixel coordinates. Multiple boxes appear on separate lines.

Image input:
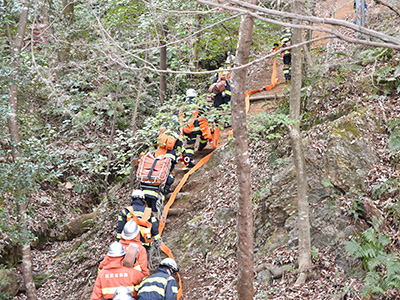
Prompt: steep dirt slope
<box><xmin>11</xmin><ymin>1</ymin><xmax>400</xmax><ymax>299</ymax></box>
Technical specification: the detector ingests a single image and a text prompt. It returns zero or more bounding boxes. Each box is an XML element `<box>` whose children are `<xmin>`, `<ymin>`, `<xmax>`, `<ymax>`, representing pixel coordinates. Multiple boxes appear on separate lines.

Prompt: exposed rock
<box><xmin>0</xmin><ymin>269</ymin><xmax>21</xmax><ymax>299</ymax></box>
<box><xmin>254</xmin><ymin>110</ymin><xmax>380</xmax><ymax>270</ymax></box>
<box><xmin>322</xmin><ymin>111</ymin><xmax>379</xmax><ymax>192</ymax></box>
<box><xmin>0</xmin><ymin>244</ymin><xmax>20</xmax><ymax>268</ymax></box>
<box><xmin>60</xmin><ymin>210</ymin><xmax>100</xmax><ymax>241</ymax></box>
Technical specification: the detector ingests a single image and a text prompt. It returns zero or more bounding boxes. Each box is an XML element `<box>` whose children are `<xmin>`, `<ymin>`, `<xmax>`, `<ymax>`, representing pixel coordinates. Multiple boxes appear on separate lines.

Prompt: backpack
<box><xmin>179</xmin><ymin>105</ymin><xmax>199</xmax><ymax>135</ymax></box>
<box><xmin>136</xmin><ymin>153</ymin><xmax>172</xmax><ymax>186</ymax></box>
<box><xmin>155</xmin><ymin>133</ymin><xmax>178</xmax><ymax>156</ymax></box>
<box><xmin>199</xmin><ymin>118</ymin><xmax>220</xmax><ymax>149</ymax></box>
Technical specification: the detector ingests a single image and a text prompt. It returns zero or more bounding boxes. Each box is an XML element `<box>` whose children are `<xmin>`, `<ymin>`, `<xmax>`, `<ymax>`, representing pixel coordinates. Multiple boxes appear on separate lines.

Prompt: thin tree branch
<box><xmin>197</xmin><ymin>0</ymin><xmax>400</xmax><ymax>46</ymax></box>
<box><xmin>374</xmin><ymin>0</ymin><xmax>400</xmax><ymax>16</ymax></box>
<box><xmin>88</xmin><ymin>5</ymin><xmax>240</xmax><ymax>55</ymax></box>
<box><xmin>140</xmin><ymin>0</ymin><xmax>219</xmax><ymax>14</ymax></box>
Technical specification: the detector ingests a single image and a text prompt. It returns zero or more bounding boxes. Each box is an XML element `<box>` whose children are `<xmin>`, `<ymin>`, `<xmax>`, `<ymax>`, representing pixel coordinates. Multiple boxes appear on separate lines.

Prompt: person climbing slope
<box><xmin>91</xmin><ymin>242</ymin><xmax>144</xmax><ymax>300</ymax></box>
<box><xmin>180</xmin><ymin>88</ymin><xmax>209</xmax><ymax>168</ymax></box>
<box><xmin>137</xmin><ymin>258</ymin><xmax>179</xmax><ymax>300</ymax></box>
<box><xmin>117</xmin><ymin>189</ymin><xmax>161</xmax><ymax>252</ymax></box>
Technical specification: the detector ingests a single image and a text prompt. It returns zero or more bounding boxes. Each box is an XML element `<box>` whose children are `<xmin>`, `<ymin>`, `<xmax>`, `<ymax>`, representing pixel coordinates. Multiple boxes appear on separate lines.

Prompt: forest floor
<box><xmin>11</xmin><ymin>1</ymin><xmax>400</xmax><ymax>299</ymax></box>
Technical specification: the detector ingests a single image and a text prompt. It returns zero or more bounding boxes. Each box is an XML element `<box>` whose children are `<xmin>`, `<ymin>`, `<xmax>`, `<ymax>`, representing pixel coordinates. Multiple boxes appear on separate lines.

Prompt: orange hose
<box><xmin>245</xmin><ymin>57</ymin><xmax>279</xmax><ymax>113</ymax></box>
<box><xmin>158</xmin><ymin>152</ymin><xmax>214</xmax><ymax>299</ymax></box>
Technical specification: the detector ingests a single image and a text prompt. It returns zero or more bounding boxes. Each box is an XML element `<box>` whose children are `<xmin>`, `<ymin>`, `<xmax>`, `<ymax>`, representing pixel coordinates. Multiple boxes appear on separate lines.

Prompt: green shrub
<box><xmin>344</xmin><ymin>216</ymin><xmax>400</xmax><ymax>298</ymax></box>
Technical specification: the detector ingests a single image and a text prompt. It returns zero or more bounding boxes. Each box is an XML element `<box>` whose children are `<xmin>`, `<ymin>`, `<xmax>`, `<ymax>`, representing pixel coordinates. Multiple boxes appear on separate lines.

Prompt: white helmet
<box><xmin>108</xmin><ymin>242</ymin><xmax>125</xmax><ymax>257</ymax></box>
<box><xmin>113</xmin><ymin>286</ymin><xmax>133</xmax><ymax>300</ymax></box>
<box><xmin>186</xmin><ymin>89</ymin><xmax>197</xmax><ymax>98</ymax></box>
<box><xmin>121</xmin><ymin>220</ymin><xmax>140</xmax><ymax>240</ymax></box>
<box><xmin>160</xmin><ymin>257</ymin><xmax>179</xmax><ymax>273</ymax></box>
<box><xmin>131</xmin><ymin>189</ymin><xmax>145</xmax><ymax>200</ymax></box>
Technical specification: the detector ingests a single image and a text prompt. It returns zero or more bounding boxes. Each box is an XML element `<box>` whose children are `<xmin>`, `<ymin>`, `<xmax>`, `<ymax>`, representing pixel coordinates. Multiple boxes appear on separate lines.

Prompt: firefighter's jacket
<box><xmin>119</xmin><ymin>237</ymin><xmax>150</xmax><ymax>277</ymax></box>
<box><xmin>99</xmin><ymin>236</ymin><xmax>149</xmax><ymax>278</ymax></box>
<box><xmin>117</xmin><ymin>199</ymin><xmax>160</xmax><ymax>245</ymax></box>
<box><xmin>137</xmin><ymin>268</ymin><xmax>178</xmax><ymax>300</ymax></box>
<box><xmin>90</xmin><ymin>256</ymin><xmax>144</xmax><ymax>300</ymax></box>
<box><xmin>280</xmin><ymin>28</ymin><xmax>291</xmax><ymax>44</ymax></box>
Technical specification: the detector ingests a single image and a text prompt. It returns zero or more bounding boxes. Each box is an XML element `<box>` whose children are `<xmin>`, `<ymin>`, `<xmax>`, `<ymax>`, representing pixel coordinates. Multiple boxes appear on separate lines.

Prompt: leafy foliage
<box><xmin>387</xmin><ymin>118</ymin><xmax>400</xmax><ymax>158</ymax></box>
<box><xmin>344</xmin><ymin>216</ymin><xmax>400</xmax><ymax>298</ymax></box>
<box><xmin>247</xmin><ymin>110</ymin><xmax>294</xmax><ymax>142</ymax></box>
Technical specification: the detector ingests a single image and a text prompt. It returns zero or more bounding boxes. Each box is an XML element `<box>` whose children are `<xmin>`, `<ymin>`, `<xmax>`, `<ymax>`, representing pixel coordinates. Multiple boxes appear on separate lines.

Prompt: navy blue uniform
<box><xmin>117</xmin><ymin>199</ymin><xmax>160</xmax><ymax>247</ymax></box>
<box><xmin>137</xmin><ymin>268</ymin><xmax>178</xmax><ymax>300</ymax></box>
<box><xmin>183</xmin><ymin>96</ymin><xmax>208</xmax><ymax>160</ymax></box>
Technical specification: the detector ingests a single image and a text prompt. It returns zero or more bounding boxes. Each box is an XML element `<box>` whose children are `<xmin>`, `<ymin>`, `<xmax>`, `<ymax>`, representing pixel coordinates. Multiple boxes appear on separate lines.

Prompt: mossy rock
<box><xmin>323</xmin><ymin>111</ymin><xmax>379</xmax><ymax>192</ymax></box>
<box><xmin>256</xmin><ymin>228</ymin><xmax>289</xmax><ymax>258</ymax></box>
<box><xmin>33</xmin><ymin>273</ymin><xmax>51</xmax><ymax>289</ymax></box>
<box><xmin>62</xmin><ymin>210</ymin><xmax>100</xmax><ymax>241</ymax></box>
<box><xmin>0</xmin><ymin>269</ymin><xmax>21</xmax><ymax>299</ymax></box>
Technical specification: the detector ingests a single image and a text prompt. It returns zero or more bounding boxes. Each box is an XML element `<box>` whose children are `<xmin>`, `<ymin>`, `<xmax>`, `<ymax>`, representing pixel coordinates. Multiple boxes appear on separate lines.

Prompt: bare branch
<box><xmin>105</xmin><ymin>35</ymin><xmax>334</xmax><ymax>75</ymax></box>
<box><xmin>374</xmin><ymin>0</ymin><xmax>400</xmax><ymax>17</ymax></box>
<box><xmin>197</xmin><ymin>0</ymin><xmax>400</xmax><ymax>46</ymax></box>
<box><xmin>140</xmin><ymin>0</ymin><xmax>219</xmax><ymax>14</ymax></box>
<box><xmin>88</xmin><ymin>5</ymin><xmax>240</xmax><ymax>54</ymax></box>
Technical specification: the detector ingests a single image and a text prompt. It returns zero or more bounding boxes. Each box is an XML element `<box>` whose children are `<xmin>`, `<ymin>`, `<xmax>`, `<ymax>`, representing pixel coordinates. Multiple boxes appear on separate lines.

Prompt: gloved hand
<box><xmin>153</xmin><ymin>237</ymin><xmax>162</xmax><ymax>249</ymax></box>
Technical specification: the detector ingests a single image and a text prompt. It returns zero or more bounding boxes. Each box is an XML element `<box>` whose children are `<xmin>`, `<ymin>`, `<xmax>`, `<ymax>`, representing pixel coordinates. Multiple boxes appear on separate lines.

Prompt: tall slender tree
<box><xmin>231</xmin><ymin>0</ymin><xmax>257</xmax><ymax>298</ymax></box>
<box><xmin>159</xmin><ymin>25</ymin><xmax>168</xmax><ymax>104</ymax></box>
<box><xmin>289</xmin><ymin>0</ymin><xmax>312</xmax><ymax>286</ymax></box>
<box><xmin>6</xmin><ymin>0</ymin><xmax>38</xmax><ymax>299</ymax></box>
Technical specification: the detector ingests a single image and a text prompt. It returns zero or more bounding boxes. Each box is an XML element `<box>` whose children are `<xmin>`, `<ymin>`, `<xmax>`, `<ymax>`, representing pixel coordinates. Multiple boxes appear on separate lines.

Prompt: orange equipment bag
<box><xmin>126</xmin><ymin>206</ymin><xmax>153</xmax><ymax>244</ymax></box>
<box><xmin>199</xmin><ymin>118</ymin><xmax>220</xmax><ymax>149</ymax></box>
<box><xmin>156</xmin><ymin>133</ymin><xmax>178</xmax><ymax>156</ymax></box>
<box><xmin>181</xmin><ymin>122</ymin><xmax>195</xmax><ymax>134</ymax></box>
<box><xmin>136</xmin><ymin>153</ymin><xmax>171</xmax><ymax>186</ymax></box>
<box><xmin>158</xmin><ymin>133</ymin><xmax>176</xmax><ymax>151</ymax></box>
<box><xmin>208</xmin><ymin>81</ymin><xmax>226</xmax><ymax>94</ymax></box>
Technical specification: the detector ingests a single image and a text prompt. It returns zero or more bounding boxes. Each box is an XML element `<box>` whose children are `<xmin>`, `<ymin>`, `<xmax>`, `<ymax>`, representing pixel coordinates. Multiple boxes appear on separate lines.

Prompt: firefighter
<box><xmin>119</xmin><ymin>220</ymin><xmax>150</xmax><ymax>277</ymax></box>
<box><xmin>209</xmin><ymin>80</ymin><xmax>231</xmax><ymax>109</ymax></box>
<box><xmin>117</xmin><ymin>190</ymin><xmax>161</xmax><ymax>251</ymax></box>
<box><xmin>280</xmin><ymin>27</ymin><xmax>291</xmax><ymax>46</ymax></box>
<box><xmin>91</xmin><ymin>242</ymin><xmax>144</xmax><ymax>300</ymax></box>
<box><xmin>137</xmin><ymin>258</ymin><xmax>179</xmax><ymax>300</ymax></box>
<box><xmin>99</xmin><ymin>221</ymin><xmax>149</xmax><ymax>278</ymax></box>
<box><xmin>212</xmin><ymin>52</ymin><xmax>235</xmax><ymax>83</ymax></box>
<box><xmin>181</xmin><ymin>89</ymin><xmax>208</xmax><ymax>168</ymax></box>
<box><xmin>145</xmin><ymin>121</ymin><xmax>185</xmax><ymax>199</ymax></box>
<box><xmin>280</xmin><ymin>28</ymin><xmax>292</xmax><ymax>82</ymax></box>
<box><xmin>113</xmin><ymin>286</ymin><xmax>134</xmax><ymax>300</ymax></box>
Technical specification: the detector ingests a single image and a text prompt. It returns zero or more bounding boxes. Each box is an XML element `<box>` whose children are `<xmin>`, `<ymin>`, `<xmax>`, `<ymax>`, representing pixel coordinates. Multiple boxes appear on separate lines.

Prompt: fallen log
<box><xmin>249</xmin><ymin>94</ymin><xmax>285</xmax><ymax>101</ymax></box>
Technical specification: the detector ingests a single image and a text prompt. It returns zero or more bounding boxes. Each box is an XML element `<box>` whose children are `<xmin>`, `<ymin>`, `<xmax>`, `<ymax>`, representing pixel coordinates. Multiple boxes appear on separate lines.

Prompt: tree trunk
<box><xmin>6</xmin><ymin>1</ymin><xmax>38</xmax><ymax>299</ymax></box>
<box><xmin>355</xmin><ymin>0</ymin><xmax>366</xmax><ymax>27</ymax></box>
<box><xmin>231</xmin><ymin>1</ymin><xmax>257</xmax><ymax>299</ymax></box>
<box><xmin>62</xmin><ymin>0</ymin><xmax>74</xmax><ymax>25</ymax></box>
<box><xmin>289</xmin><ymin>0</ymin><xmax>312</xmax><ymax>286</ymax></box>
<box><xmin>159</xmin><ymin>26</ymin><xmax>168</xmax><ymax>105</ymax></box>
